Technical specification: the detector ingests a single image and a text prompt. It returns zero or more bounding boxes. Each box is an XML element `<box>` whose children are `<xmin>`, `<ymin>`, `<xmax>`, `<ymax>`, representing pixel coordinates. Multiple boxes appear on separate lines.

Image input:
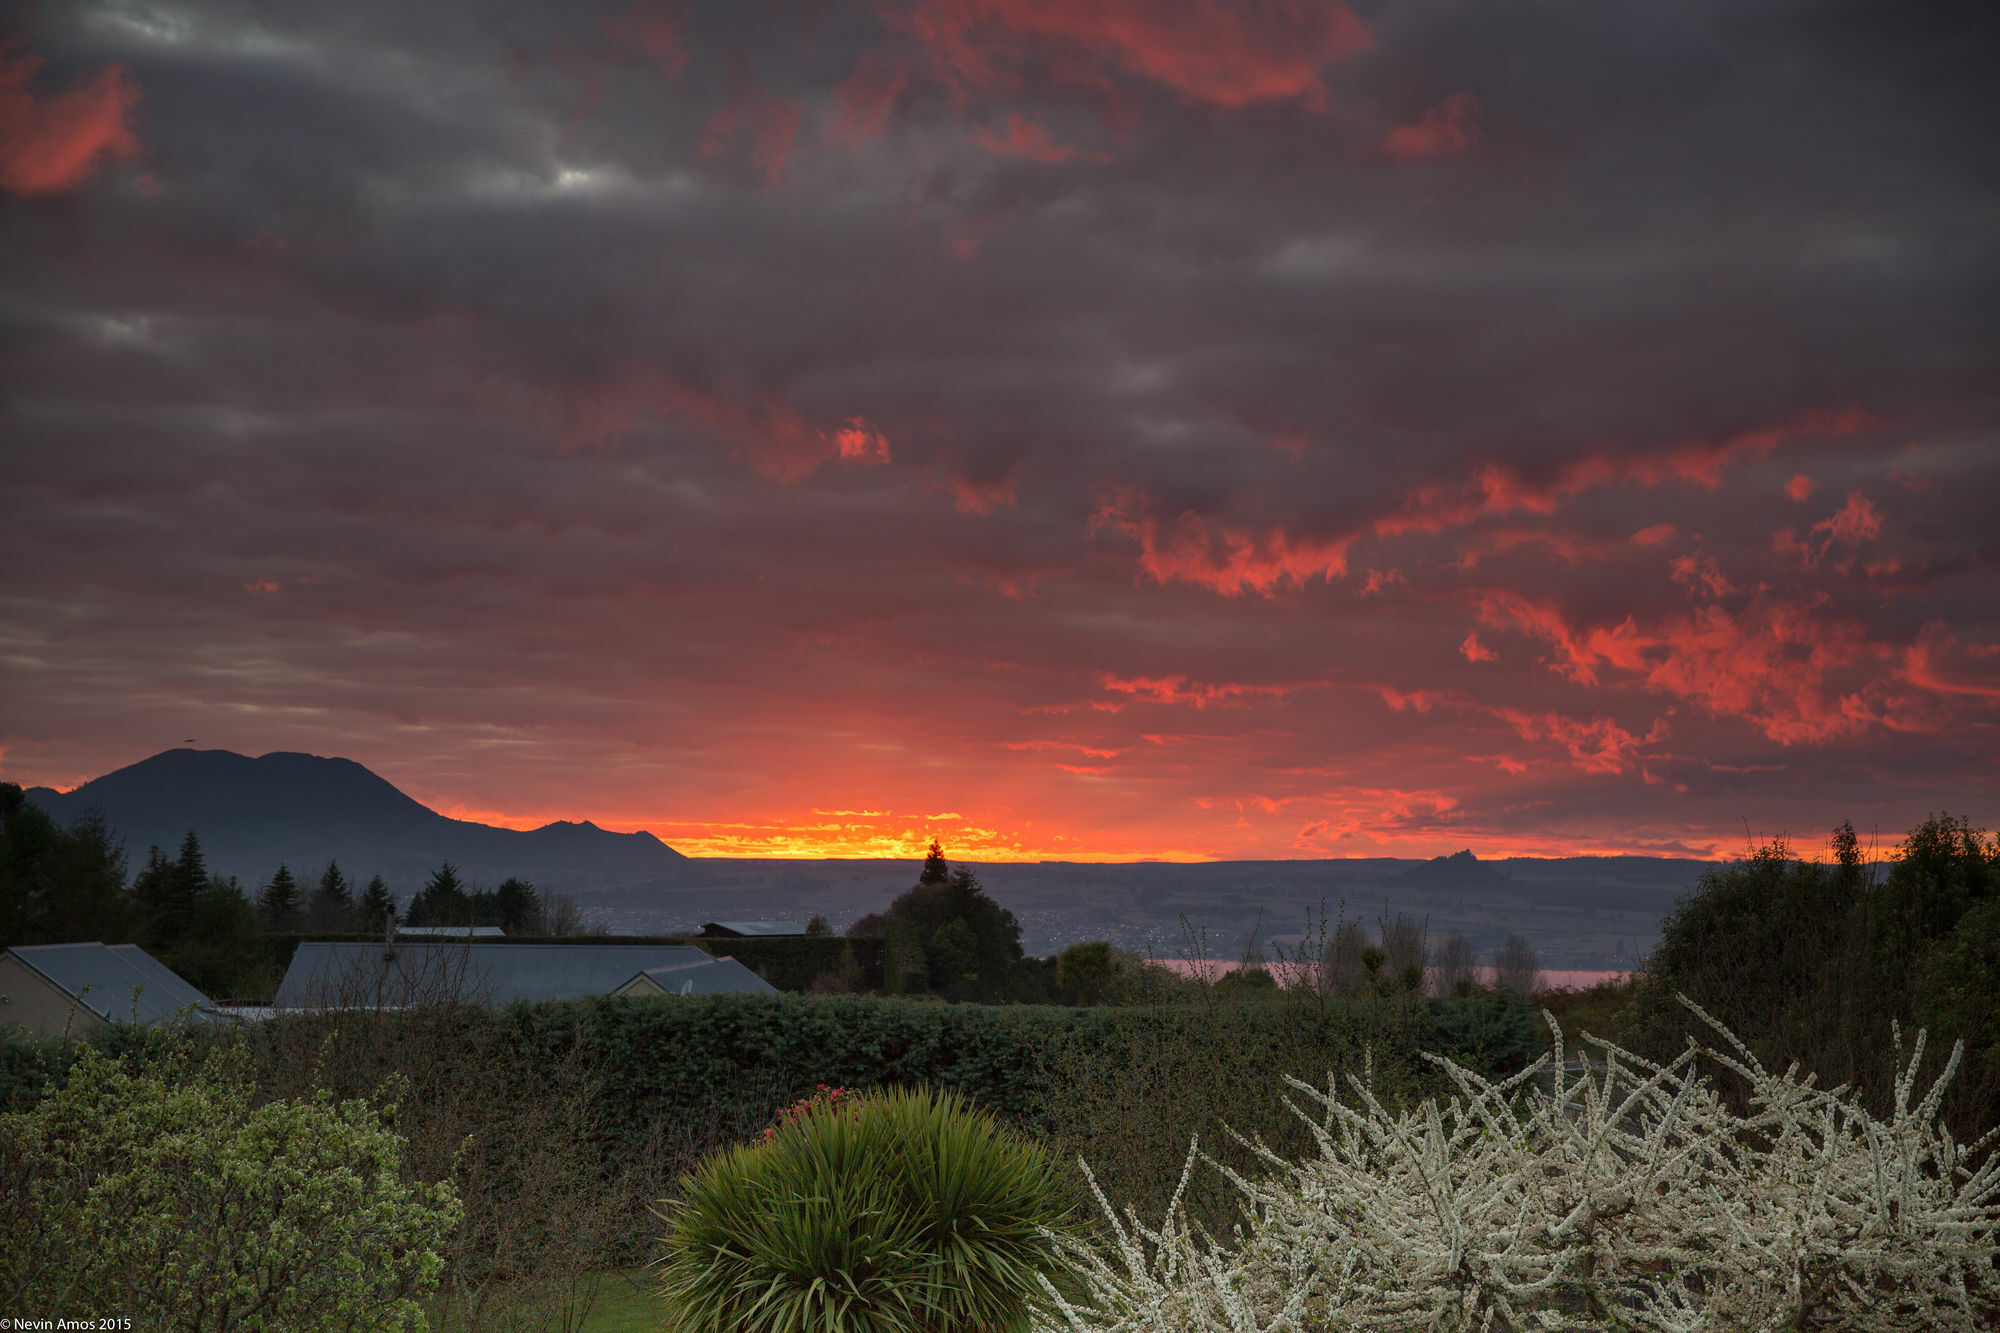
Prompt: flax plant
<box><xmin>659</xmin><ymin>1084</ymin><xmax>1074</xmax><ymax>1333</ymax></box>
<box><xmin>1038</xmin><ymin>997</ymin><xmax>2000</xmax><ymax>1332</ymax></box>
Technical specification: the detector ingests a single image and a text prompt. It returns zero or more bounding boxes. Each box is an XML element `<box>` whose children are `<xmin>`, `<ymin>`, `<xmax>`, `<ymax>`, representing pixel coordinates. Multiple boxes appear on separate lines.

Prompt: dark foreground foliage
<box><xmin>1625</xmin><ymin>813</ymin><xmax>2000</xmax><ymax>1138</ymax></box>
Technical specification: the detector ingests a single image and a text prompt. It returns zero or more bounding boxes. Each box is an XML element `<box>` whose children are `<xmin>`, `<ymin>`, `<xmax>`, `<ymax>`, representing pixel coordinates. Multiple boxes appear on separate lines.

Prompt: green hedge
<box><xmin>0</xmin><ymin>990</ymin><xmax>1541</xmax><ymax>1251</ymax></box>
<box><xmin>0</xmin><ymin>989</ymin><xmax>1537</xmax><ymax>1136</ymax></box>
<box><xmin>501</xmin><ymin>988</ymin><xmax>1542</xmax><ymax>1147</ymax></box>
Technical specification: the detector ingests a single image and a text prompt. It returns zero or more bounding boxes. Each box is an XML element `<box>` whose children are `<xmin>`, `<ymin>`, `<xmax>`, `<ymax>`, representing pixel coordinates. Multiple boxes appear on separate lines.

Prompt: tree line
<box><xmin>1625</xmin><ymin>812</ymin><xmax>2000</xmax><ymax>1137</ymax></box>
<box><xmin>0</xmin><ymin>783</ymin><xmax>592</xmax><ymax>999</ymax></box>
<box><xmin>832</xmin><ymin>841</ymin><xmax>1550</xmax><ymax>1008</ymax></box>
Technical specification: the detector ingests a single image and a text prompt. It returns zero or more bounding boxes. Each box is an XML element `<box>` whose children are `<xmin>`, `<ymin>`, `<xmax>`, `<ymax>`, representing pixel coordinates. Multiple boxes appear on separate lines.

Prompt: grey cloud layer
<box><xmin>3</xmin><ymin>0</ymin><xmax>1996</xmax><ymax>851</ymax></box>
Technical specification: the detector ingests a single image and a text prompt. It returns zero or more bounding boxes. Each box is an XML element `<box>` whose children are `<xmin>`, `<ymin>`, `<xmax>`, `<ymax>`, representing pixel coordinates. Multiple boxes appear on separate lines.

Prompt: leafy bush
<box><xmin>1626</xmin><ymin>815</ymin><xmax>2000</xmax><ymax>1136</ymax></box>
<box><xmin>1039</xmin><ymin>999</ymin><xmax>2000</xmax><ymax>1332</ymax></box>
<box><xmin>0</xmin><ymin>1038</ymin><xmax>460</xmax><ymax>1329</ymax></box>
<box><xmin>659</xmin><ymin>1084</ymin><xmax>1072</xmax><ymax>1333</ymax></box>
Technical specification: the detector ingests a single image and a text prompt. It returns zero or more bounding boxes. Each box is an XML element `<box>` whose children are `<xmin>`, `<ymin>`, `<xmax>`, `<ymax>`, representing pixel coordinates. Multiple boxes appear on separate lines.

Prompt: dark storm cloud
<box><xmin>3</xmin><ymin>0</ymin><xmax>1996</xmax><ymax>857</ymax></box>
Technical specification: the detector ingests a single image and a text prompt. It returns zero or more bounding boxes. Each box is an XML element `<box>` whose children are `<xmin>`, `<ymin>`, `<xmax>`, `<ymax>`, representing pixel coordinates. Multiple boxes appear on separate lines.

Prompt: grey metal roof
<box><xmin>7</xmin><ymin>943</ymin><xmax>214</xmax><ymax>1025</ymax></box>
<box><xmin>629</xmin><ymin>955</ymin><xmax>779</xmax><ymax>996</ymax></box>
<box><xmin>274</xmin><ymin>941</ymin><xmax>770</xmax><ymax>1008</ymax></box>
<box><xmin>701</xmin><ymin>921</ymin><xmax>805</xmax><ymax>936</ymax></box>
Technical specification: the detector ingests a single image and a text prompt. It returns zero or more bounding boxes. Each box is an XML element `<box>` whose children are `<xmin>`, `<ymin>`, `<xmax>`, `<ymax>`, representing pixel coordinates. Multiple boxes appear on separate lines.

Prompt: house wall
<box><xmin>0</xmin><ymin>954</ymin><xmax>109</xmax><ymax>1041</ymax></box>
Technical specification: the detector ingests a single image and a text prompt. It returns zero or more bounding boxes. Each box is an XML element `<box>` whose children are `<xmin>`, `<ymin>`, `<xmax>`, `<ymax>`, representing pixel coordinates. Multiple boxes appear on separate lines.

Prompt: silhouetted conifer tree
<box><xmin>492</xmin><ymin>876</ymin><xmax>540</xmax><ymax>933</ymax></box>
<box><xmin>359</xmin><ymin>874</ymin><xmax>396</xmax><ymax>929</ymax></box>
<box><xmin>304</xmin><ymin>860</ymin><xmax>353</xmax><ymax>931</ymax></box>
<box><xmin>258</xmin><ymin>863</ymin><xmax>302</xmax><ymax>932</ymax></box>
<box><xmin>406</xmin><ymin>862</ymin><xmax>471</xmax><ymax>926</ymax></box>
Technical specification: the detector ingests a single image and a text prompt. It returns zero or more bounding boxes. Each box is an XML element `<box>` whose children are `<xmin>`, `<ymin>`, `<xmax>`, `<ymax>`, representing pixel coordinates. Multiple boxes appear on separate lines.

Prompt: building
<box><xmin>611</xmin><ymin>955</ymin><xmax>783</xmax><ymax>997</ymax></box>
<box><xmin>699</xmin><ymin>921</ymin><xmax>806</xmax><ymax>937</ymax></box>
<box><xmin>393</xmin><ymin>925</ymin><xmax>508</xmax><ymax>939</ymax></box>
<box><xmin>273</xmin><ymin>940</ymin><xmax>778</xmax><ymax>1009</ymax></box>
<box><xmin>0</xmin><ymin>942</ymin><xmax>216</xmax><ymax>1039</ymax></box>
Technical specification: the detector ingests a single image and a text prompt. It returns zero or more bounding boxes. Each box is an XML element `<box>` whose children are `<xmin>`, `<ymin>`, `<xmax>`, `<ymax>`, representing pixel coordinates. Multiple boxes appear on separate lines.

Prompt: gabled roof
<box><xmin>274</xmin><ymin>941</ymin><xmax>771</xmax><ymax>1008</ymax></box>
<box><xmin>6</xmin><ymin>942</ymin><xmax>213</xmax><ymax>1025</ymax></box>
<box><xmin>617</xmin><ymin>955</ymin><xmax>779</xmax><ymax>997</ymax></box>
<box><xmin>700</xmin><ymin>921</ymin><xmax>805</xmax><ymax>937</ymax></box>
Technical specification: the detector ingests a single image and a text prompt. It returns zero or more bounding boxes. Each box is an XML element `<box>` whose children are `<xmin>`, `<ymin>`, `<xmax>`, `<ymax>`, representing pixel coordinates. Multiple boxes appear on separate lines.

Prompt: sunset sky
<box><xmin>4</xmin><ymin>0</ymin><xmax>1997</xmax><ymax>861</ymax></box>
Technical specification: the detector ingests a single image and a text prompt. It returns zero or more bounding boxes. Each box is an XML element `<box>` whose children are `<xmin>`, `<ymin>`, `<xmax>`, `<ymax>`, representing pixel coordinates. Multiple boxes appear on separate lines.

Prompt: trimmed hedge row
<box><xmin>493</xmin><ymin>988</ymin><xmax>1544</xmax><ymax>1147</ymax></box>
<box><xmin>0</xmin><ymin>989</ymin><xmax>1540</xmax><ymax>1140</ymax></box>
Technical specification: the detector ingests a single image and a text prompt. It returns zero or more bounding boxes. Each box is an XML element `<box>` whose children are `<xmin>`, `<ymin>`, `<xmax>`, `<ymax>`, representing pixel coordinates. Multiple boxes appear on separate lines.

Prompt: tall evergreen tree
<box><xmin>0</xmin><ymin>783</ymin><xmax>55</xmax><ymax>948</ymax></box>
<box><xmin>358</xmin><ymin>875</ymin><xmax>396</xmax><ymax>930</ymax></box>
<box><xmin>305</xmin><ymin>860</ymin><xmax>354</xmax><ymax>931</ymax></box>
<box><xmin>175</xmin><ymin>829</ymin><xmax>206</xmax><ymax>887</ymax></box>
<box><xmin>491</xmin><ymin>876</ymin><xmax>540</xmax><ymax>933</ymax></box>
<box><xmin>138</xmin><ymin>831</ymin><xmax>205</xmax><ymax>952</ymax></box>
<box><xmin>48</xmin><ymin>810</ymin><xmax>132</xmax><ymax>944</ymax></box>
<box><xmin>883</xmin><ymin>842</ymin><xmax>1023</xmax><ymax>999</ymax></box>
<box><xmin>131</xmin><ymin>846</ymin><xmax>175</xmax><ymax>951</ymax></box>
<box><xmin>169</xmin><ymin>875</ymin><xmax>267</xmax><ymax>1000</ymax></box>
<box><xmin>406</xmin><ymin>862</ymin><xmax>470</xmax><ymax>927</ymax></box>
<box><xmin>258</xmin><ymin>863</ymin><xmax>302</xmax><ymax>933</ymax></box>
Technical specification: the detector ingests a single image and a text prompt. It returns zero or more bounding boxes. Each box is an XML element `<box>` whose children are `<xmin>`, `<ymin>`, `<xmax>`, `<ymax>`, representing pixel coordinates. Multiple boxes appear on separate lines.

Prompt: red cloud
<box><xmin>1373</xmin><ymin>684</ymin><xmax>1455</xmax><ymax>713</ymax></box>
<box><xmin>830</xmin><ymin>51</ymin><xmax>908</xmax><ymax>147</ymax></box>
<box><xmin>1381</xmin><ymin>90</ymin><xmax>1482</xmax><ymax>163</ymax></box>
<box><xmin>1477</xmin><ymin>589</ymin><xmax>1885</xmax><ymax>745</ymax></box>
<box><xmin>599</xmin><ymin>3</ymin><xmax>688</xmax><ymax>78</ymax></box>
<box><xmin>1668</xmin><ymin>552</ymin><xmax>1735</xmax><ymax>599</ymax></box>
<box><xmin>1631</xmin><ymin>523</ymin><xmax>1676</xmax><ymax>547</ymax></box>
<box><xmin>940</xmin><ymin>471</ymin><xmax>1016</xmax><ymax>514</ymax></box>
<box><xmin>1492</xmin><ymin>707</ymin><xmax>1668</xmax><ymax>775</ymax></box>
<box><xmin>537</xmin><ymin>368</ymin><xmax>888</xmax><ymax>481</ymax></box>
<box><xmin>1785</xmin><ymin>473</ymin><xmax>1816</xmax><ymax>501</ymax></box>
<box><xmin>1773</xmin><ymin>490</ymin><xmax>1882</xmax><ymax>572</ymax></box>
<box><xmin>1380</xmin><ymin>407</ymin><xmax>1874</xmax><ymax>539</ymax></box>
<box><xmin>887</xmin><ymin>0</ymin><xmax>1371</xmax><ymax>110</ymax></box>
<box><xmin>1291</xmin><ymin>786</ymin><xmax>1462</xmax><ymax>850</ymax></box>
<box><xmin>1359</xmin><ymin>567</ymin><xmax>1406</xmax><ymax>596</ymax></box>
<box><xmin>1460</xmin><ymin>631</ymin><xmax>1495</xmax><ymax>663</ymax></box>
<box><xmin>698</xmin><ymin>59</ymin><xmax>801</xmax><ymax>187</ymax></box>
<box><xmin>1099</xmin><ymin>672</ymin><xmax>1303</xmax><ymax>708</ymax></box>
<box><xmin>972</xmin><ymin>111</ymin><xmax>1104</xmax><ymax>163</ymax></box>
<box><xmin>0</xmin><ymin>40</ymin><xmax>142</xmax><ymax>195</ymax></box>
<box><xmin>1900</xmin><ymin>623</ymin><xmax>2000</xmax><ymax>702</ymax></box>
<box><xmin>1090</xmin><ymin>487</ymin><xmax>1351</xmax><ymax>595</ymax></box>
<box><xmin>834</xmin><ymin>418</ymin><xmax>892</xmax><ymax>465</ymax></box>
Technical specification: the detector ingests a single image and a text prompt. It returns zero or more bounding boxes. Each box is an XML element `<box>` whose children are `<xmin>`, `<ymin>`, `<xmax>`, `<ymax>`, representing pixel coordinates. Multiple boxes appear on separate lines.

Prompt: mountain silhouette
<box><xmin>1390</xmin><ymin>848</ymin><xmax>1511</xmax><ymax>890</ymax></box>
<box><xmin>24</xmin><ymin>749</ymin><xmax>686</xmax><ymax>894</ymax></box>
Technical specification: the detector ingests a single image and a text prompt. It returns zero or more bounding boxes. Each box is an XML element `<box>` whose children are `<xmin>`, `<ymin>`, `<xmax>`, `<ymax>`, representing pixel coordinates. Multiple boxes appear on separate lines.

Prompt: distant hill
<box><xmin>24</xmin><ymin>749</ymin><xmax>686</xmax><ymax>895</ymax></box>
<box><xmin>1391</xmin><ymin>849</ymin><xmax>1511</xmax><ymax>891</ymax></box>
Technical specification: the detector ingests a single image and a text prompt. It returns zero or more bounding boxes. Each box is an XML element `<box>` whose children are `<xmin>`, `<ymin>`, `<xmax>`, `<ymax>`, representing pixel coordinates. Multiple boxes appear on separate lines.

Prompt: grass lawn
<box><xmin>580</xmin><ymin>1268</ymin><xmax>662</xmax><ymax>1333</ymax></box>
<box><xmin>427</xmin><ymin>1269</ymin><xmax>661</xmax><ymax>1332</ymax></box>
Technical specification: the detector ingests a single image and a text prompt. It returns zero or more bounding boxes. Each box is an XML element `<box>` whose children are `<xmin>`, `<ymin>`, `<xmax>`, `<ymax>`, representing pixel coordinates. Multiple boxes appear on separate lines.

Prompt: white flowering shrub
<box><xmin>1038</xmin><ymin>998</ymin><xmax>2000</xmax><ymax>1332</ymax></box>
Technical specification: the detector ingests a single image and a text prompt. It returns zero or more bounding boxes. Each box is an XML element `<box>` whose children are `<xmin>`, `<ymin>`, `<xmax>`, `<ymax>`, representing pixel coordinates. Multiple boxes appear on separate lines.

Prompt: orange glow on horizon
<box><xmin>416</xmin><ymin>799</ymin><xmax>1726</xmax><ymax>862</ymax></box>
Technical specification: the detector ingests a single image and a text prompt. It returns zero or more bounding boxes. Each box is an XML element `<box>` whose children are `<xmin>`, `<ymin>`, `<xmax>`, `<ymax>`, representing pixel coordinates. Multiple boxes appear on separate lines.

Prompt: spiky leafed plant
<box><xmin>659</xmin><ymin>1084</ymin><xmax>1072</xmax><ymax>1333</ymax></box>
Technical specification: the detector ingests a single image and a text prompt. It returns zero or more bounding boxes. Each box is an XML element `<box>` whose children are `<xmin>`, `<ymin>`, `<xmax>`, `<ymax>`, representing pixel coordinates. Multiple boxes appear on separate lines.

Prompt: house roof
<box><xmin>6</xmin><ymin>942</ymin><xmax>214</xmax><ymax>1025</ymax></box>
<box><xmin>700</xmin><ymin>921</ymin><xmax>805</xmax><ymax>937</ymax></box>
<box><xmin>623</xmin><ymin>955</ymin><xmax>779</xmax><ymax>997</ymax></box>
<box><xmin>274</xmin><ymin>941</ymin><xmax>772</xmax><ymax>1008</ymax></box>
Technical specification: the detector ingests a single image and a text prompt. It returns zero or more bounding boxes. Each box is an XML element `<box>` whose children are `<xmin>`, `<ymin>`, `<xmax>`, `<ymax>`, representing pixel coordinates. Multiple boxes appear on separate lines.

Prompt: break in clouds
<box><xmin>3</xmin><ymin>0</ymin><xmax>1997</xmax><ymax>858</ymax></box>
